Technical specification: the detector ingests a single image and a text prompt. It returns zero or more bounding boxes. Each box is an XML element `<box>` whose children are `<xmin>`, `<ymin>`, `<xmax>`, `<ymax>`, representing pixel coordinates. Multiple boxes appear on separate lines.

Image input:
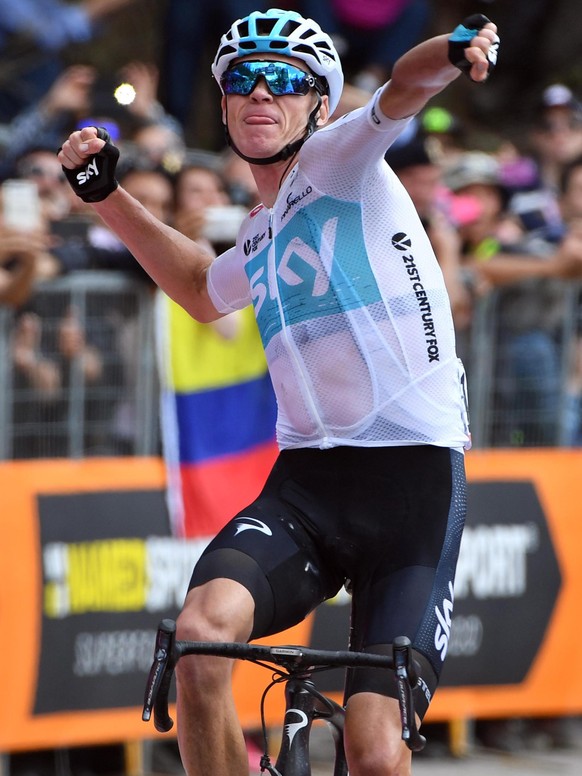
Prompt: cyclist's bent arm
<box><xmin>379</xmin><ymin>25</ymin><xmax>497</xmax><ymax>121</ymax></box>
<box><xmin>58</xmin><ymin>127</ymin><xmax>221</xmax><ymax>322</ymax></box>
<box><xmin>92</xmin><ymin>187</ymin><xmax>221</xmax><ymax>323</ymax></box>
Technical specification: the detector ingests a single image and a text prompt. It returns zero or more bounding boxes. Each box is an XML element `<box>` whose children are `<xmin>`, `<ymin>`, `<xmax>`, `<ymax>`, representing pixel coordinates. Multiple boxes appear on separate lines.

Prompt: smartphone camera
<box><xmin>1</xmin><ymin>179</ymin><xmax>41</xmax><ymax>230</ymax></box>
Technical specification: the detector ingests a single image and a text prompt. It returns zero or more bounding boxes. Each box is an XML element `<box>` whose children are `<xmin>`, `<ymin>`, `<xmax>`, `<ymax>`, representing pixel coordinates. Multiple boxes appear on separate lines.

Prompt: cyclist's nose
<box><xmin>249</xmin><ymin>77</ymin><xmax>273</xmax><ymax>100</ymax></box>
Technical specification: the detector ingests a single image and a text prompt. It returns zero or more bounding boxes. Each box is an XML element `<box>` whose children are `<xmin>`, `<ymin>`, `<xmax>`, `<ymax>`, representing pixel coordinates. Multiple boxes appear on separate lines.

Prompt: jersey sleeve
<box><xmin>206</xmin><ymin>246</ymin><xmax>253</xmax><ymax>314</ymax></box>
<box><xmin>301</xmin><ymin>89</ymin><xmax>415</xmax><ymax>180</ymax></box>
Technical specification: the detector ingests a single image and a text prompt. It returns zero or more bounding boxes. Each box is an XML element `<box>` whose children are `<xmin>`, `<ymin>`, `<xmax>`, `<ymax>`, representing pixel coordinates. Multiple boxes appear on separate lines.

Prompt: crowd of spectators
<box><xmin>385</xmin><ymin>83</ymin><xmax>582</xmax><ymax>449</ymax></box>
<box><xmin>2</xmin><ymin>1</ymin><xmax>582</xmax><ymax>762</ymax></box>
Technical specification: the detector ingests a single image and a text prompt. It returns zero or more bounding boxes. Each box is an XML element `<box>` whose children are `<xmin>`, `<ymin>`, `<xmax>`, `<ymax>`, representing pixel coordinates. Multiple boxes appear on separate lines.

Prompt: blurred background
<box><xmin>2</xmin><ymin>1</ymin><xmax>582</xmax><ymax>775</ymax></box>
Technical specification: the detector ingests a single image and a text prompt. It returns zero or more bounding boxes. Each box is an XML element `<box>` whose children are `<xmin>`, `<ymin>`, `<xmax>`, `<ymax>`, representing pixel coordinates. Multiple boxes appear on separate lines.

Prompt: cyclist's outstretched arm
<box><xmin>92</xmin><ymin>186</ymin><xmax>221</xmax><ymax>322</ymax></box>
<box><xmin>379</xmin><ymin>16</ymin><xmax>499</xmax><ymax>121</ymax></box>
<box><xmin>57</xmin><ymin>126</ymin><xmax>221</xmax><ymax>323</ymax></box>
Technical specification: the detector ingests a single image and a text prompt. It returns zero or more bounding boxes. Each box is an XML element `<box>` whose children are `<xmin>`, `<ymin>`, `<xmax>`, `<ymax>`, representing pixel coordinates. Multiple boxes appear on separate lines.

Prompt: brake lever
<box><xmin>392</xmin><ymin>636</ymin><xmax>426</xmax><ymax>752</ymax></box>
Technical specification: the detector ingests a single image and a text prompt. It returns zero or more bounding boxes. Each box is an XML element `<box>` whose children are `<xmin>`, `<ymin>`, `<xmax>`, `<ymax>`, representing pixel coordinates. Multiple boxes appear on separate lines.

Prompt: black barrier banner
<box><xmin>441</xmin><ymin>481</ymin><xmax>561</xmax><ymax>685</ymax></box>
<box><xmin>34</xmin><ymin>489</ymin><xmax>202</xmax><ymax>714</ymax></box>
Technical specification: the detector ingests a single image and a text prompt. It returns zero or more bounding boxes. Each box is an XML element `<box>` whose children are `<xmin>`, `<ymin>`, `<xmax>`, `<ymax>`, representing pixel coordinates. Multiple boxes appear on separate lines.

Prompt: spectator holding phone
<box><xmin>0</xmin><ymin>226</ymin><xmax>54</xmax><ymax>307</ymax></box>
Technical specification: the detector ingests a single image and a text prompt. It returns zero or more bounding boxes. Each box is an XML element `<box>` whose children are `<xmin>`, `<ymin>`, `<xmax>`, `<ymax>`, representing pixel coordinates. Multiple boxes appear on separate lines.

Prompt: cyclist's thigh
<box><xmin>188</xmin><ymin>459</ymin><xmax>343</xmax><ymax>640</ymax></box>
<box><xmin>345</xmin><ymin>448</ymin><xmax>466</xmax><ymax>719</ymax></box>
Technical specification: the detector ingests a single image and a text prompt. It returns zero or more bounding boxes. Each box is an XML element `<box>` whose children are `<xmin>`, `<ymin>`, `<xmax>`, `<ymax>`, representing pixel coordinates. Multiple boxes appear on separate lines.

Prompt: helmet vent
<box><xmin>256</xmin><ymin>18</ymin><xmax>277</xmax><ymax>36</ymax></box>
<box><xmin>313</xmin><ymin>38</ymin><xmax>337</xmax><ymax>60</ymax></box>
<box><xmin>280</xmin><ymin>20</ymin><xmax>302</xmax><ymax>37</ymax></box>
<box><xmin>237</xmin><ymin>20</ymin><xmax>249</xmax><ymax>37</ymax></box>
<box><xmin>293</xmin><ymin>43</ymin><xmax>320</xmax><ymax>63</ymax></box>
<box><xmin>216</xmin><ymin>43</ymin><xmax>237</xmax><ymax>60</ymax></box>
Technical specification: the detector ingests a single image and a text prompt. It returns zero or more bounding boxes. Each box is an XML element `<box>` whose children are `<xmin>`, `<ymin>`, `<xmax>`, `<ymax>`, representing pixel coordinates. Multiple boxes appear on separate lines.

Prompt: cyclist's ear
<box><xmin>315</xmin><ymin>94</ymin><xmax>330</xmax><ymax>126</ymax></box>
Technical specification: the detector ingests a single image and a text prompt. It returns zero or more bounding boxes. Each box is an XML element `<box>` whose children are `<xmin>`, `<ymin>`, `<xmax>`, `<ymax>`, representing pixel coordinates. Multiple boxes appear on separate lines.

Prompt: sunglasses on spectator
<box><xmin>221</xmin><ymin>60</ymin><xmax>317</xmax><ymax>97</ymax></box>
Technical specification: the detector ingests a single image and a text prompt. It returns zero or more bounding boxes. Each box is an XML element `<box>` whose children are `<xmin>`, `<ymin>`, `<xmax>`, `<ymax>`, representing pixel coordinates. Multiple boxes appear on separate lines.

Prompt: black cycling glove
<box><xmin>61</xmin><ymin>126</ymin><xmax>120</xmax><ymax>203</ymax></box>
<box><xmin>448</xmin><ymin>14</ymin><xmax>499</xmax><ymax>80</ymax></box>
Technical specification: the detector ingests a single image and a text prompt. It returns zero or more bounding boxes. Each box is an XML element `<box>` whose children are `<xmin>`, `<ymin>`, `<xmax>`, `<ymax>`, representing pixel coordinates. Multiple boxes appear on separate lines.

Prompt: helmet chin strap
<box><xmin>225</xmin><ymin>95</ymin><xmax>322</xmax><ymax>166</ymax></box>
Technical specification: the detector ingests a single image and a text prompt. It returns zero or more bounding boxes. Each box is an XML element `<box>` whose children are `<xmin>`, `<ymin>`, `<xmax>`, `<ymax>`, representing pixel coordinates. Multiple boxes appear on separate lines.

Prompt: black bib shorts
<box><xmin>189</xmin><ymin>444</ymin><xmax>466</xmax><ymax>719</ymax></box>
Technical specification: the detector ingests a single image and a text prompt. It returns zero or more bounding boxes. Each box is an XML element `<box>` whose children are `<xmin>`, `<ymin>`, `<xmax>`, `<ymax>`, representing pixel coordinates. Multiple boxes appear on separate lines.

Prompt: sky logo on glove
<box><xmin>487</xmin><ymin>36</ymin><xmax>500</xmax><ymax>69</ymax></box>
<box><xmin>448</xmin><ymin>14</ymin><xmax>499</xmax><ymax>79</ymax></box>
<box><xmin>76</xmin><ymin>157</ymin><xmax>99</xmax><ymax>186</ymax></box>
<box><xmin>60</xmin><ymin>126</ymin><xmax>120</xmax><ymax>203</ymax></box>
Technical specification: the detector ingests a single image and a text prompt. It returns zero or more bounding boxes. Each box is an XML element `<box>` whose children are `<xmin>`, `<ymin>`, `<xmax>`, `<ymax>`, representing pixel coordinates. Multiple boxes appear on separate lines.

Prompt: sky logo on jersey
<box><xmin>434</xmin><ymin>580</ymin><xmax>455</xmax><ymax>661</ymax></box>
<box><xmin>245</xmin><ymin>195</ymin><xmax>382</xmax><ymax>347</ymax></box>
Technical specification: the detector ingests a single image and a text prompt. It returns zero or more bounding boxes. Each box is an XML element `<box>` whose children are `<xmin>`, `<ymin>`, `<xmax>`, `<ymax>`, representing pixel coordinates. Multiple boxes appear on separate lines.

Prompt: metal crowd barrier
<box><xmin>0</xmin><ymin>272</ymin><xmax>159</xmax><ymax>460</ymax></box>
<box><xmin>0</xmin><ymin>273</ymin><xmax>580</xmax><ymax>459</ymax></box>
<box><xmin>467</xmin><ymin>279</ymin><xmax>582</xmax><ymax>449</ymax></box>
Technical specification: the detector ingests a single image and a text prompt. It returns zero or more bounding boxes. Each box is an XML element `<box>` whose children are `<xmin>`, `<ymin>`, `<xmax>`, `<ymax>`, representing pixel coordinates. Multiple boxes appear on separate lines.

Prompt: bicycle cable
<box><xmin>258</xmin><ymin>672</ymin><xmax>288</xmax><ymax>776</ymax></box>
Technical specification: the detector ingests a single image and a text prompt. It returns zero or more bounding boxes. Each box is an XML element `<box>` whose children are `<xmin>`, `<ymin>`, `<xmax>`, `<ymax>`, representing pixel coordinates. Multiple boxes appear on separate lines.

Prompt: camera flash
<box><xmin>114</xmin><ymin>82</ymin><xmax>136</xmax><ymax>106</ymax></box>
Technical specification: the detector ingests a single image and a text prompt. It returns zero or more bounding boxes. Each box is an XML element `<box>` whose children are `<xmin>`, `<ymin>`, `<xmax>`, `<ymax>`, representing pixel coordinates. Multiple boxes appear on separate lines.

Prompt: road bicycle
<box><xmin>142</xmin><ymin>618</ymin><xmax>426</xmax><ymax>776</ymax></box>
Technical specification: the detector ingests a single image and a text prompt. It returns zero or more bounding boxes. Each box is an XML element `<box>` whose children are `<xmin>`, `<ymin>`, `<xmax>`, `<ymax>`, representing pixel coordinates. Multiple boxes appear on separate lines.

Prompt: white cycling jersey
<box><xmin>207</xmin><ymin>90</ymin><xmax>471</xmax><ymax>452</ymax></box>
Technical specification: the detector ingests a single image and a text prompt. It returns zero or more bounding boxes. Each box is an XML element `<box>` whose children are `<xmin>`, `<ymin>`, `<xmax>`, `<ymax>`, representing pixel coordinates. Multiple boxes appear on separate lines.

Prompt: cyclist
<box><xmin>58</xmin><ymin>9</ymin><xmax>499</xmax><ymax>775</ymax></box>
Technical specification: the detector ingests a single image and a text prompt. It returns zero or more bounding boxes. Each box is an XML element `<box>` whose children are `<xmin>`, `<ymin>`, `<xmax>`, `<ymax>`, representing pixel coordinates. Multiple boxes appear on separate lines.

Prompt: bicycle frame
<box><xmin>266</xmin><ymin>674</ymin><xmax>348</xmax><ymax>776</ymax></box>
<box><xmin>142</xmin><ymin>619</ymin><xmax>426</xmax><ymax>775</ymax></box>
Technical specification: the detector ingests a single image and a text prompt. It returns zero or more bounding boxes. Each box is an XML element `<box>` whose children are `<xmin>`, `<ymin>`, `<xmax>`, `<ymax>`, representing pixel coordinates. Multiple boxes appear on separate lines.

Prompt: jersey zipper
<box><xmin>268</xmin><ymin>205</ymin><xmax>332</xmax><ymax>449</ymax></box>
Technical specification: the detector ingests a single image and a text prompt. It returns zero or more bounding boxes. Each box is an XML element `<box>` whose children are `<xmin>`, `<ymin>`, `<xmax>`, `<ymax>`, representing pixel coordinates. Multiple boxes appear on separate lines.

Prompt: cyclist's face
<box><xmin>221</xmin><ymin>55</ymin><xmax>329</xmax><ymax>161</ymax></box>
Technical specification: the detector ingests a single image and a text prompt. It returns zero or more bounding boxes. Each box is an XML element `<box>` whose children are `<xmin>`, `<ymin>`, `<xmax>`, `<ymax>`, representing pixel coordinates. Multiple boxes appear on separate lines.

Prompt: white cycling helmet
<box><xmin>212</xmin><ymin>8</ymin><xmax>344</xmax><ymax>115</ymax></box>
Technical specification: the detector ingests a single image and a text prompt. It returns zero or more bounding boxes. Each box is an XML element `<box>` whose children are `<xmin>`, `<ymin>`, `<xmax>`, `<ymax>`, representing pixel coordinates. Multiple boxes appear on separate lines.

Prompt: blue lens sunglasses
<box><xmin>221</xmin><ymin>60</ymin><xmax>318</xmax><ymax>97</ymax></box>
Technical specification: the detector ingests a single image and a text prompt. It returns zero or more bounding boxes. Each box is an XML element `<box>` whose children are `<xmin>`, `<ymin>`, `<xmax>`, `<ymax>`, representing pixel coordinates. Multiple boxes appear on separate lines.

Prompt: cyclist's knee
<box><xmin>346</xmin><ymin>734</ymin><xmax>412</xmax><ymax>776</ymax></box>
<box><xmin>176</xmin><ymin>578</ymin><xmax>255</xmax><ymax>643</ymax></box>
<box><xmin>349</xmin><ymin>750</ymin><xmax>411</xmax><ymax>776</ymax></box>
<box><xmin>175</xmin><ymin>580</ymin><xmax>255</xmax><ymax>696</ymax></box>
<box><xmin>345</xmin><ymin>694</ymin><xmax>412</xmax><ymax>776</ymax></box>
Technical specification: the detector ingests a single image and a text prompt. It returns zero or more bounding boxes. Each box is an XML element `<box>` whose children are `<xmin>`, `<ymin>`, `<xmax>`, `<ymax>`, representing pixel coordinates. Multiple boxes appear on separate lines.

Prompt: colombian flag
<box><xmin>158</xmin><ymin>295</ymin><xmax>278</xmax><ymax>538</ymax></box>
